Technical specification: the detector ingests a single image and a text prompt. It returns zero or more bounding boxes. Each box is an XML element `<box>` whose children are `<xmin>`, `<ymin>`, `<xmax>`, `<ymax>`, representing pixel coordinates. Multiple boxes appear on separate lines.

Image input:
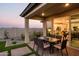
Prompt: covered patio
<box><xmin>20</xmin><ymin>3</ymin><xmax>79</xmax><ymax>56</ymax></box>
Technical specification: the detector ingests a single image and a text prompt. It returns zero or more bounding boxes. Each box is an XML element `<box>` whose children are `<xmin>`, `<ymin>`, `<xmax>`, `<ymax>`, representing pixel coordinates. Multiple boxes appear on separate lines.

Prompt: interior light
<box><xmin>65</xmin><ymin>3</ymin><xmax>70</xmax><ymax>7</ymax></box>
<box><xmin>42</xmin><ymin>13</ymin><xmax>45</xmax><ymax>16</ymax></box>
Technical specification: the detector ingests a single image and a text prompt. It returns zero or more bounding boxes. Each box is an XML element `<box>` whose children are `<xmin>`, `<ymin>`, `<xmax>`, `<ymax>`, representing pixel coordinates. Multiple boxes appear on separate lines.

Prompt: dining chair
<box><xmin>33</xmin><ymin>37</ymin><xmax>39</xmax><ymax>52</ymax></box>
<box><xmin>54</xmin><ymin>39</ymin><xmax>68</xmax><ymax>56</ymax></box>
<box><xmin>55</xmin><ymin>35</ymin><xmax>62</xmax><ymax>44</ymax></box>
<box><xmin>56</xmin><ymin>35</ymin><xmax>62</xmax><ymax>39</ymax></box>
<box><xmin>50</xmin><ymin>34</ymin><xmax>55</xmax><ymax>38</ymax></box>
<box><xmin>37</xmin><ymin>39</ymin><xmax>50</xmax><ymax>56</ymax></box>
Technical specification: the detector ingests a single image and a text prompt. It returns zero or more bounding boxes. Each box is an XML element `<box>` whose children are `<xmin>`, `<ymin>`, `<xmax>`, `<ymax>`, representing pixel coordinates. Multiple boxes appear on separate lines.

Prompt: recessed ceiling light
<box><xmin>65</xmin><ymin>3</ymin><xmax>70</xmax><ymax>7</ymax></box>
<box><xmin>42</xmin><ymin>13</ymin><xmax>45</xmax><ymax>16</ymax></box>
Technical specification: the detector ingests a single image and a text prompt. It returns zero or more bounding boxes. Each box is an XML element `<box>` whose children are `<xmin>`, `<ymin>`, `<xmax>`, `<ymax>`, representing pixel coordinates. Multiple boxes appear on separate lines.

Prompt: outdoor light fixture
<box><xmin>65</xmin><ymin>3</ymin><xmax>70</xmax><ymax>7</ymax></box>
<box><xmin>41</xmin><ymin>13</ymin><xmax>45</xmax><ymax>16</ymax></box>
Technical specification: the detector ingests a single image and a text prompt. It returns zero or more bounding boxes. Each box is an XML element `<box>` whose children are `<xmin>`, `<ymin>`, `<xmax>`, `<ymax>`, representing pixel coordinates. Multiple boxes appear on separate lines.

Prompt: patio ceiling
<box><xmin>20</xmin><ymin>3</ymin><xmax>79</xmax><ymax>20</ymax></box>
<box><xmin>71</xmin><ymin>14</ymin><xmax>79</xmax><ymax>19</ymax></box>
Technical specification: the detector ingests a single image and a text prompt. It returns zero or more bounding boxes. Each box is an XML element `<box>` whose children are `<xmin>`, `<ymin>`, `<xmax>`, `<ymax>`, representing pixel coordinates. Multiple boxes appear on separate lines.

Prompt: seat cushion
<box><xmin>54</xmin><ymin>44</ymin><xmax>61</xmax><ymax>49</ymax></box>
<box><xmin>44</xmin><ymin>44</ymin><xmax>50</xmax><ymax>48</ymax></box>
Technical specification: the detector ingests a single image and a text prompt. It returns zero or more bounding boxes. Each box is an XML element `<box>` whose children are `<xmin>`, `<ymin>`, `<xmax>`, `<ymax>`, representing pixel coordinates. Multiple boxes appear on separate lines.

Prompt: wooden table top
<box><xmin>38</xmin><ymin>37</ymin><xmax>60</xmax><ymax>43</ymax></box>
<box><xmin>48</xmin><ymin>38</ymin><xmax>60</xmax><ymax>43</ymax></box>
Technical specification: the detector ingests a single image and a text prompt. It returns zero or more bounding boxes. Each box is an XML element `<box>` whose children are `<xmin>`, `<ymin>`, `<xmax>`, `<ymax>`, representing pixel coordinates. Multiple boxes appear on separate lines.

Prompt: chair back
<box><xmin>55</xmin><ymin>35</ymin><xmax>62</xmax><ymax>43</ymax></box>
<box><xmin>56</xmin><ymin>35</ymin><xmax>62</xmax><ymax>39</ymax></box>
<box><xmin>38</xmin><ymin>39</ymin><xmax>44</xmax><ymax>48</ymax></box>
<box><xmin>51</xmin><ymin>34</ymin><xmax>55</xmax><ymax>38</ymax></box>
<box><xmin>34</xmin><ymin>37</ymin><xmax>44</xmax><ymax>48</ymax></box>
<box><xmin>61</xmin><ymin>39</ymin><xmax>67</xmax><ymax>49</ymax></box>
<box><xmin>33</xmin><ymin>37</ymin><xmax>39</xmax><ymax>46</ymax></box>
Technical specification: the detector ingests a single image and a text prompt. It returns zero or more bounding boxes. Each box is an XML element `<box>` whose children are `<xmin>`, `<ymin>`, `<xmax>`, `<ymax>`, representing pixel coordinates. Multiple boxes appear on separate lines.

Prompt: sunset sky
<box><xmin>0</xmin><ymin>3</ymin><xmax>42</xmax><ymax>28</ymax></box>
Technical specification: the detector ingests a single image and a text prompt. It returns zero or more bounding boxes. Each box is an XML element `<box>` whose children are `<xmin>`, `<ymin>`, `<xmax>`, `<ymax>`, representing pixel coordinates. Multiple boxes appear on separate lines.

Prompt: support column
<box><xmin>42</xmin><ymin>20</ymin><xmax>47</xmax><ymax>36</ymax></box>
<box><xmin>51</xmin><ymin>19</ymin><xmax>54</xmax><ymax>34</ymax></box>
<box><xmin>67</xmin><ymin>16</ymin><xmax>71</xmax><ymax>46</ymax></box>
<box><xmin>24</xmin><ymin>18</ymin><xmax>30</xmax><ymax>43</ymax></box>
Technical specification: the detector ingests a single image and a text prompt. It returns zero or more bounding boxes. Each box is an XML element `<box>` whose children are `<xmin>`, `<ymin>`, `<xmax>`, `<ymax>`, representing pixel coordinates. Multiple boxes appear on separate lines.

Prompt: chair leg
<box><xmin>60</xmin><ymin>50</ymin><xmax>63</xmax><ymax>56</ymax></box>
<box><xmin>33</xmin><ymin>43</ymin><xmax>35</xmax><ymax>49</ymax></box>
<box><xmin>45</xmin><ymin>49</ymin><xmax>48</xmax><ymax>56</ymax></box>
<box><xmin>56</xmin><ymin>48</ymin><xmax>59</xmax><ymax>56</ymax></box>
<box><xmin>65</xmin><ymin>48</ymin><xmax>68</xmax><ymax>56</ymax></box>
<box><xmin>46</xmin><ymin>48</ymin><xmax>49</xmax><ymax>56</ymax></box>
<box><xmin>36</xmin><ymin>46</ymin><xmax>39</xmax><ymax>54</ymax></box>
<box><xmin>48</xmin><ymin>48</ymin><xmax>50</xmax><ymax>55</ymax></box>
<box><xmin>48</xmin><ymin>48</ymin><xmax>50</xmax><ymax>56</ymax></box>
<box><xmin>42</xmin><ymin>49</ymin><xmax>44</xmax><ymax>56</ymax></box>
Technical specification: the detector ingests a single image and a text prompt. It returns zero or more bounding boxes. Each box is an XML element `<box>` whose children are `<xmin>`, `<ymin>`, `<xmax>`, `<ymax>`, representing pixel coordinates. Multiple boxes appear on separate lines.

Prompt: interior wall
<box><xmin>53</xmin><ymin>16</ymin><xmax>69</xmax><ymax>32</ymax></box>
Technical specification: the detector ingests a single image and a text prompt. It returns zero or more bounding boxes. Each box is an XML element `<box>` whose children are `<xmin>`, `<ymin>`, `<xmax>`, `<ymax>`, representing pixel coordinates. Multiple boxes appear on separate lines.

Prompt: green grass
<box><xmin>0</xmin><ymin>43</ymin><xmax>27</xmax><ymax>52</ymax></box>
<box><xmin>12</xmin><ymin>41</ymin><xmax>17</xmax><ymax>44</ymax></box>
<box><xmin>0</xmin><ymin>41</ymin><xmax>6</xmax><ymax>50</ymax></box>
<box><xmin>71</xmin><ymin>40</ymin><xmax>79</xmax><ymax>48</ymax></box>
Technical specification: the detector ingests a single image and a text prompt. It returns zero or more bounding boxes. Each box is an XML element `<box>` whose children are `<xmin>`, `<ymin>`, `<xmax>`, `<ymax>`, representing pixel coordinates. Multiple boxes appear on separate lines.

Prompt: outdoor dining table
<box><xmin>38</xmin><ymin>37</ymin><xmax>61</xmax><ymax>54</ymax></box>
<box><xmin>38</xmin><ymin>37</ymin><xmax>60</xmax><ymax>43</ymax></box>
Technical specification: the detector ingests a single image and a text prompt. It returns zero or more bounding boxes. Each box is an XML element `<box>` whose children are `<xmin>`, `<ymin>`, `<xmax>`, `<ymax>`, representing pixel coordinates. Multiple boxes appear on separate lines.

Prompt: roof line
<box><xmin>24</xmin><ymin>3</ymin><xmax>47</xmax><ymax>18</ymax></box>
<box><xmin>20</xmin><ymin>3</ymin><xmax>41</xmax><ymax>17</ymax></box>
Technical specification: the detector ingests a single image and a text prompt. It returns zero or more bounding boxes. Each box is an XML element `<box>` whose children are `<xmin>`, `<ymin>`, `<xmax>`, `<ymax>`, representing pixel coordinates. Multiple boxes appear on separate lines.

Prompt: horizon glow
<box><xmin>0</xmin><ymin>3</ymin><xmax>42</xmax><ymax>28</ymax></box>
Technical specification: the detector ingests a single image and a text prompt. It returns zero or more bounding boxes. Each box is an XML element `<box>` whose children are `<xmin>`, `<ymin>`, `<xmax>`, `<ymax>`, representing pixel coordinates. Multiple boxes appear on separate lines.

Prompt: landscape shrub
<box><xmin>12</xmin><ymin>41</ymin><xmax>17</xmax><ymax>44</ymax></box>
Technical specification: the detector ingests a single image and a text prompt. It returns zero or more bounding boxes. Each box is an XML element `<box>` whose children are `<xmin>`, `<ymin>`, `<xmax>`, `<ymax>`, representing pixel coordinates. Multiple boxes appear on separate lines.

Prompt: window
<box><xmin>71</xmin><ymin>14</ymin><xmax>79</xmax><ymax>48</ymax></box>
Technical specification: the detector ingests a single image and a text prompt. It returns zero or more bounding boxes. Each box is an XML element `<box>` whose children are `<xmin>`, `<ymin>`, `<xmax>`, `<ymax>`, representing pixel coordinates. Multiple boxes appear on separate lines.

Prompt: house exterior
<box><xmin>20</xmin><ymin>3</ymin><xmax>79</xmax><ymax>55</ymax></box>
